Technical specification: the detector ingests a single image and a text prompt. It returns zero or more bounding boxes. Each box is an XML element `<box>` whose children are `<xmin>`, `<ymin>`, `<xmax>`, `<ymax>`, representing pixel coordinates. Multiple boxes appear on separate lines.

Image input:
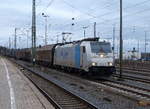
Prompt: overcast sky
<box><xmin>0</xmin><ymin>0</ymin><xmax>150</xmax><ymax>52</ymax></box>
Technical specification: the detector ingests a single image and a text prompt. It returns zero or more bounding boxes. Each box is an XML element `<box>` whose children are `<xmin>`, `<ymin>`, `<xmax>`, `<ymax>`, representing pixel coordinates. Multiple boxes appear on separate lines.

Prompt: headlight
<box><xmin>92</xmin><ymin>62</ymin><xmax>97</xmax><ymax>66</ymax></box>
<box><xmin>108</xmin><ymin>62</ymin><xmax>113</xmax><ymax>66</ymax></box>
<box><xmin>100</xmin><ymin>54</ymin><xmax>104</xmax><ymax>58</ymax></box>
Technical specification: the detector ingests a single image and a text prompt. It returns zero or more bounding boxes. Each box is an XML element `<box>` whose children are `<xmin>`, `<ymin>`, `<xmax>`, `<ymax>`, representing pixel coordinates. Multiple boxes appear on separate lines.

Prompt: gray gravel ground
<box><xmin>17</xmin><ymin>60</ymin><xmax>150</xmax><ymax>109</ymax></box>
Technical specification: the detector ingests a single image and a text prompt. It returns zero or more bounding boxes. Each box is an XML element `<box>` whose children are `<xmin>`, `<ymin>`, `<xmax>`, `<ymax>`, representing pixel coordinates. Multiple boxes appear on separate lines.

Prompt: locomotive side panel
<box><xmin>54</xmin><ymin>44</ymin><xmax>82</xmax><ymax>69</ymax></box>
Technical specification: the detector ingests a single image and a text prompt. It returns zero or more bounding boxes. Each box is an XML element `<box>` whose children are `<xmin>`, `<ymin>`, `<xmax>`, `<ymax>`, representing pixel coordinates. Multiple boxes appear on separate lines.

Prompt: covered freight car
<box><xmin>16</xmin><ymin>48</ymin><xmax>31</xmax><ymax>61</ymax></box>
<box><xmin>36</xmin><ymin>45</ymin><xmax>55</xmax><ymax>66</ymax></box>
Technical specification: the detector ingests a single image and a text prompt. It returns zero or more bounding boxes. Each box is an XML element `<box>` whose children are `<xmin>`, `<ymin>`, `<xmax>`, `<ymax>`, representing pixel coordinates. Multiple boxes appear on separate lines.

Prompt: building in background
<box><xmin>123</xmin><ymin>48</ymin><xmax>141</xmax><ymax>60</ymax></box>
<box><xmin>141</xmin><ymin>53</ymin><xmax>150</xmax><ymax>61</ymax></box>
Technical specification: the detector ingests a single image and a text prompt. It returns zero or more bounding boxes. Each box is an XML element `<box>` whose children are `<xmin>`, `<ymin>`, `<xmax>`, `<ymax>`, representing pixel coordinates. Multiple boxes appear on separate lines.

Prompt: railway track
<box><xmin>113</xmin><ymin>73</ymin><xmax>150</xmax><ymax>84</ymax></box>
<box><xmin>12</xmin><ymin>60</ymin><xmax>98</xmax><ymax>109</ymax></box>
<box><xmin>116</xmin><ymin>68</ymin><xmax>150</xmax><ymax>77</ymax></box>
<box><xmin>115</xmin><ymin>67</ymin><xmax>150</xmax><ymax>84</ymax></box>
<box><xmin>97</xmin><ymin>79</ymin><xmax>150</xmax><ymax>102</ymax></box>
<box><xmin>116</xmin><ymin>66</ymin><xmax>150</xmax><ymax>74</ymax></box>
<box><xmin>124</xmin><ymin>67</ymin><xmax>150</xmax><ymax>73</ymax></box>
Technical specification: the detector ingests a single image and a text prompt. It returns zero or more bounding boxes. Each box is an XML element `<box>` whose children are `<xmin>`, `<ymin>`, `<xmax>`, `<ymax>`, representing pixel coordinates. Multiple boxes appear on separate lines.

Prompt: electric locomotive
<box><xmin>54</xmin><ymin>38</ymin><xmax>115</xmax><ymax>77</ymax></box>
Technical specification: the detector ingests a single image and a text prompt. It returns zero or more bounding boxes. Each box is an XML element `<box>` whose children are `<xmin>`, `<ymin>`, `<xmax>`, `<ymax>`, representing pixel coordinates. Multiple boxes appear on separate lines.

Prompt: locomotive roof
<box><xmin>56</xmin><ymin>37</ymin><xmax>100</xmax><ymax>46</ymax></box>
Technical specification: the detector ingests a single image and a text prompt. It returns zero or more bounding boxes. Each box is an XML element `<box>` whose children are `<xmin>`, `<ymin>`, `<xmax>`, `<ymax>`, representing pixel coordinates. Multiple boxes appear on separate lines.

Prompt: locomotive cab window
<box><xmin>83</xmin><ymin>46</ymin><xmax>86</xmax><ymax>53</ymax></box>
<box><xmin>90</xmin><ymin>42</ymin><xmax>111</xmax><ymax>53</ymax></box>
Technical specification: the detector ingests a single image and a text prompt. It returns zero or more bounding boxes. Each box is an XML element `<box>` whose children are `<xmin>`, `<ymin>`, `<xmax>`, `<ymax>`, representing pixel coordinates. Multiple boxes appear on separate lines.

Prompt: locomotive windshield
<box><xmin>90</xmin><ymin>42</ymin><xmax>111</xmax><ymax>53</ymax></box>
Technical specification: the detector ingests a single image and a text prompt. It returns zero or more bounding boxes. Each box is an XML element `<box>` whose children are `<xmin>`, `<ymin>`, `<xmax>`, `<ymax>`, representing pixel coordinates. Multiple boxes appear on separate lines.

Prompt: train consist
<box><xmin>3</xmin><ymin>38</ymin><xmax>116</xmax><ymax>77</ymax></box>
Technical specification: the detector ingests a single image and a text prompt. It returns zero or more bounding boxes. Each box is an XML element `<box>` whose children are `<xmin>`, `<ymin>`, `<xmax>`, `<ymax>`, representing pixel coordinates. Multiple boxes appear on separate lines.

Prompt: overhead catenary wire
<box><xmin>34</xmin><ymin>0</ymin><xmax>148</xmax><ymax>48</ymax></box>
<box><xmin>54</xmin><ymin>0</ymin><xmax>150</xmax><ymax>30</ymax></box>
<box><xmin>48</xmin><ymin>0</ymin><xmax>118</xmax><ymax>30</ymax></box>
<box><xmin>25</xmin><ymin>0</ymin><xmax>150</xmax><ymax>31</ymax></box>
<box><xmin>36</xmin><ymin>0</ymin><xmax>55</xmax><ymax>16</ymax></box>
<box><xmin>37</xmin><ymin>0</ymin><xmax>150</xmax><ymax>31</ymax></box>
<box><xmin>15</xmin><ymin>0</ymin><xmax>150</xmax><ymax>51</ymax></box>
<box><xmin>64</xmin><ymin>6</ymin><xmax>150</xmax><ymax>32</ymax></box>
